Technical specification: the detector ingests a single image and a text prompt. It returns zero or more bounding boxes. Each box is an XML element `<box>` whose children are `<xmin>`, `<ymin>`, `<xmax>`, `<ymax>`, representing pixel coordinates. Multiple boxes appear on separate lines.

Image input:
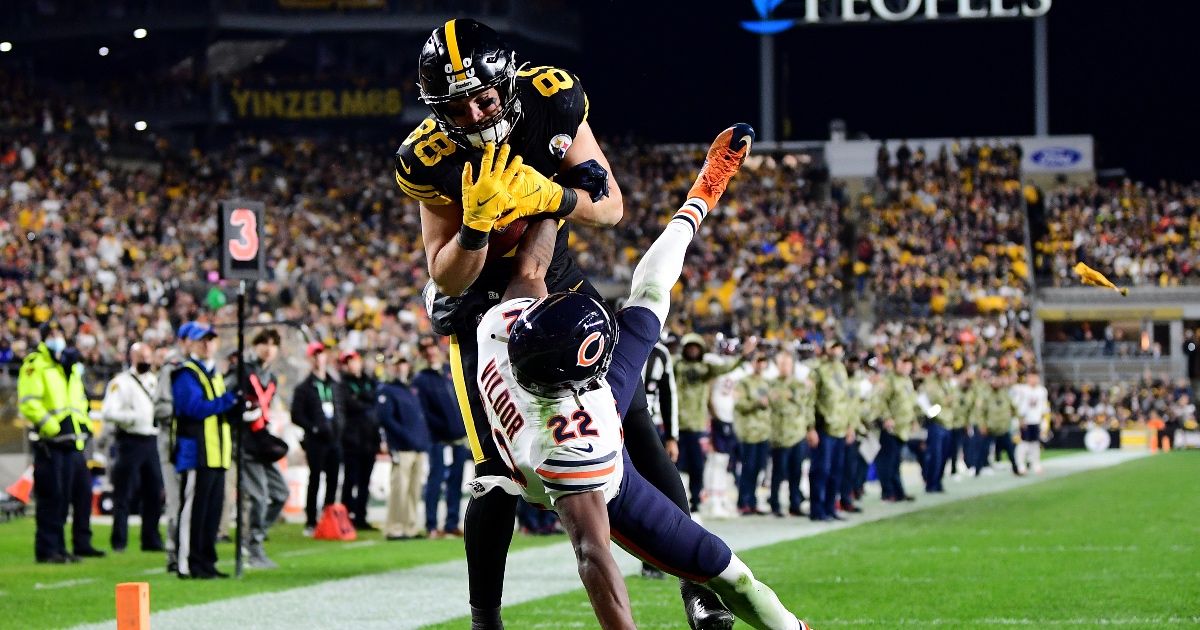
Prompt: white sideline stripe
<box><xmin>36</xmin><ymin>578</ymin><xmax>96</xmax><ymax>590</ymax></box>
<box><xmin>814</xmin><ymin>618</ymin><xmax>1200</xmax><ymax>625</ymax></box>
<box><xmin>67</xmin><ymin>451</ymin><xmax>1145</xmax><ymax>630</ymax></box>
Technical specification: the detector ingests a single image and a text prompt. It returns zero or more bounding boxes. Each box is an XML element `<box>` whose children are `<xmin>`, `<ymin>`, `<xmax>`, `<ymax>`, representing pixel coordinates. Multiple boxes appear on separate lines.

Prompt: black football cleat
<box><xmin>681</xmin><ymin>580</ymin><xmax>735</xmax><ymax>630</ymax></box>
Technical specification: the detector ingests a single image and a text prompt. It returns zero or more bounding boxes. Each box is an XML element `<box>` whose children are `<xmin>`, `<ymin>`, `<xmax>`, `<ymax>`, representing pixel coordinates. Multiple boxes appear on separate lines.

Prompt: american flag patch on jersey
<box><xmin>535</xmin><ymin>450</ymin><xmax>618</xmax><ymax>493</ymax></box>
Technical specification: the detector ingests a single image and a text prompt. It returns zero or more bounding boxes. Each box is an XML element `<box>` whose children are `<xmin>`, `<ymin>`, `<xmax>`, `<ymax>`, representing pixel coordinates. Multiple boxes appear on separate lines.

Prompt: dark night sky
<box><xmin>523</xmin><ymin>0</ymin><xmax>1199</xmax><ymax>181</ymax></box>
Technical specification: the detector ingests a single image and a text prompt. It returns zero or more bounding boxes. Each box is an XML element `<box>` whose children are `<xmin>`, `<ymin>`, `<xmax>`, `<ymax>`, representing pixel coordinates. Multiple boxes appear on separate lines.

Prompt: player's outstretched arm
<box><xmin>556</xmin><ymin>491</ymin><xmax>635</xmax><ymax>630</ymax></box>
<box><xmin>625</xmin><ymin>123</ymin><xmax>754</xmax><ymax>326</ymax></box>
<box><xmin>558</xmin><ymin>122</ymin><xmax>624</xmax><ymax>227</ymax></box>
<box><xmin>502</xmin><ymin>218</ymin><xmax>557</xmax><ymax>302</ymax></box>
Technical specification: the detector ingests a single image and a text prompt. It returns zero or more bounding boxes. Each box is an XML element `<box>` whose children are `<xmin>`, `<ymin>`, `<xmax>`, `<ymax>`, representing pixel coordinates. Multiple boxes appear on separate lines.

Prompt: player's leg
<box><xmin>449</xmin><ymin>331</ymin><xmax>521</xmax><ymax>628</ymax></box>
<box><xmin>607</xmin><ymin>455</ymin><xmax>808</xmax><ymax>630</ymax></box>
<box><xmin>606</xmin><ymin>305</ymin><xmax>735</xmax><ymax>628</ymax></box>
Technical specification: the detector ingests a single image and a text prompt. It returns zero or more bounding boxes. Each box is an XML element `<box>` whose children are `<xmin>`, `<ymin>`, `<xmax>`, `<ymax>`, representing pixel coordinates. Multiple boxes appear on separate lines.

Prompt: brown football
<box><xmin>485</xmin><ymin>217</ymin><xmax>529</xmax><ymax>262</ymax></box>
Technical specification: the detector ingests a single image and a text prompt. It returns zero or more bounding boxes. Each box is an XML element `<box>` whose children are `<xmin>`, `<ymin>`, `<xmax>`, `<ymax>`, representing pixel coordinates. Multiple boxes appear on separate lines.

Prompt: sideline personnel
<box><xmin>20</xmin><ymin>321</ymin><xmax>105</xmax><ymax>563</ymax></box>
<box><xmin>102</xmin><ymin>342</ymin><xmax>164</xmax><ymax>553</ymax></box>
<box><xmin>172</xmin><ymin>322</ymin><xmax>239</xmax><ymax>579</ymax></box>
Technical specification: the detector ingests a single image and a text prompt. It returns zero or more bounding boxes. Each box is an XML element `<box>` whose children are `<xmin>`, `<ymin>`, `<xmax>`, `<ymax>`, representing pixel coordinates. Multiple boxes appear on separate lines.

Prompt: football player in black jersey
<box><xmin>395</xmin><ymin>19</ymin><xmax>734</xmax><ymax>630</ymax></box>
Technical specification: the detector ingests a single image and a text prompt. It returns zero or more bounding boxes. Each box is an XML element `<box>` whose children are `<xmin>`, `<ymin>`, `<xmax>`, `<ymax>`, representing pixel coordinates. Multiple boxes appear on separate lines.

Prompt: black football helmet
<box><xmin>418</xmin><ymin>19</ymin><xmax>522</xmax><ymax>149</ymax></box>
<box><xmin>508</xmin><ymin>293</ymin><xmax>618</xmax><ymax>399</ymax></box>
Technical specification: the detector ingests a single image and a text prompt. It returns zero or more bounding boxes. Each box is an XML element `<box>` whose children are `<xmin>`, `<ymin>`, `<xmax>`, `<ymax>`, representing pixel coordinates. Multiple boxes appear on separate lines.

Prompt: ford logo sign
<box><xmin>1030</xmin><ymin>147</ymin><xmax>1083</xmax><ymax>168</ymax></box>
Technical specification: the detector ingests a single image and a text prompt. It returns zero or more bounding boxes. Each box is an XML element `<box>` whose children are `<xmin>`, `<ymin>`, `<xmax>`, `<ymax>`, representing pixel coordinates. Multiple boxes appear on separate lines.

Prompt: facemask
<box><xmin>464</xmin><ymin>117</ymin><xmax>513</xmax><ymax>149</ymax></box>
<box><xmin>135</xmin><ymin>362</ymin><xmax>152</xmax><ymax>374</ymax></box>
<box><xmin>45</xmin><ymin>337</ymin><xmax>66</xmax><ymax>357</ymax></box>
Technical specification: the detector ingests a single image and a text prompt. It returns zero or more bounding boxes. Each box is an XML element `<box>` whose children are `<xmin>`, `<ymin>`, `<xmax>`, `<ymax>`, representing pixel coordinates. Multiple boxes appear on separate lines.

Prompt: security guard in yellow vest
<box><xmin>19</xmin><ymin>321</ymin><xmax>105</xmax><ymax>563</ymax></box>
<box><xmin>170</xmin><ymin>322</ymin><xmax>239</xmax><ymax>579</ymax></box>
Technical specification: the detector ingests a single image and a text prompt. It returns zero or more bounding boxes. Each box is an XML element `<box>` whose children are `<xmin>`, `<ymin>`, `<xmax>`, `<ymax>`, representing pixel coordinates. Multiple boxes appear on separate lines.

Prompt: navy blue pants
<box><xmin>924</xmin><ymin>424</ymin><xmax>950</xmax><ymax>492</ymax></box>
<box><xmin>993</xmin><ymin>432</ymin><xmax>1019</xmax><ymax>473</ymax></box>
<box><xmin>769</xmin><ymin>442</ymin><xmax>807</xmax><ymax>514</ymax></box>
<box><xmin>33</xmin><ymin>444</ymin><xmax>93</xmax><ymax>559</ymax></box>
<box><xmin>110</xmin><ymin>433</ymin><xmax>164</xmax><ymax>551</ymax></box>
<box><xmin>840</xmin><ymin>441</ymin><xmax>862</xmax><ymax>505</ymax></box>
<box><xmin>341</xmin><ymin>450</ymin><xmax>375</xmax><ymax>527</ymax></box>
<box><xmin>808</xmin><ymin>431</ymin><xmax>845</xmax><ymax>520</ymax></box>
<box><xmin>608</xmin><ymin>451</ymin><xmax>733</xmax><ymax>583</ymax></box>
<box><xmin>676</xmin><ymin>430</ymin><xmax>706</xmax><ymax>512</ymax></box>
<box><xmin>946</xmin><ymin>427</ymin><xmax>967</xmax><ymax>474</ymax></box>
<box><xmin>425</xmin><ymin>442</ymin><xmax>472</xmax><ymax>532</ymax></box>
<box><xmin>970</xmin><ymin>433</ymin><xmax>994</xmax><ymax>474</ymax></box>
<box><xmin>877</xmin><ymin>432</ymin><xmax>905</xmax><ymax>500</ymax></box>
<box><xmin>735</xmin><ymin>440</ymin><xmax>770</xmax><ymax>511</ymax></box>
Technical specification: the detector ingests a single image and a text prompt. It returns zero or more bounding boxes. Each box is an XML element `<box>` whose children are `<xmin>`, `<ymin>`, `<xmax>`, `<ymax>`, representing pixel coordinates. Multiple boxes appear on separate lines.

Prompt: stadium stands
<box><xmin>1034</xmin><ymin>181</ymin><xmax>1200</xmax><ymax>288</ymax></box>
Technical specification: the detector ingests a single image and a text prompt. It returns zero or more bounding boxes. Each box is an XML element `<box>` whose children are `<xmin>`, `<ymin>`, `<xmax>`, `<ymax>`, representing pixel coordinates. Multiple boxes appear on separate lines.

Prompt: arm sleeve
<box><xmin>733</xmin><ymin>381</ymin><xmax>757</xmax><ymax>415</ymax></box>
<box><xmin>376</xmin><ymin>390</ymin><xmax>400</xmax><ymax>443</ymax></box>
<box><xmin>17</xmin><ymin>362</ymin><xmax>51</xmax><ymax>428</ymax></box>
<box><xmin>536</xmin><ymin>448</ymin><xmax>619</xmax><ymax>505</ymax></box>
<box><xmin>394</xmin><ymin>131</ymin><xmax>456</xmax><ymax>206</ymax></box>
<box><xmin>706</xmin><ymin>356</ymin><xmax>745</xmax><ymax>379</ymax></box>
<box><xmin>101</xmin><ymin>377</ymin><xmax>140</xmax><ymax>427</ymax></box>
<box><xmin>172</xmin><ymin>370</ymin><xmax>236</xmax><ymax>421</ymax></box>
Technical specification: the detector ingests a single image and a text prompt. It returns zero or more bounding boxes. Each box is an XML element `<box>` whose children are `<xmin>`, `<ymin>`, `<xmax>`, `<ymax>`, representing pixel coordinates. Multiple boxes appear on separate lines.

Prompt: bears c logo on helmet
<box><xmin>577</xmin><ymin>331</ymin><xmax>604</xmax><ymax>367</ymax></box>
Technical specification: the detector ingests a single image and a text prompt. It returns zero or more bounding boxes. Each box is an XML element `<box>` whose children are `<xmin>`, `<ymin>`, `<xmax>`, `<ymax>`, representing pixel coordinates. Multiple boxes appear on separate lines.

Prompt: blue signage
<box><xmin>1030</xmin><ymin>147</ymin><xmax>1083</xmax><ymax>168</ymax></box>
<box><xmin>742</xmin><ymin>0</ymin><xmax>795</xmax><ymax>34</ymax></box>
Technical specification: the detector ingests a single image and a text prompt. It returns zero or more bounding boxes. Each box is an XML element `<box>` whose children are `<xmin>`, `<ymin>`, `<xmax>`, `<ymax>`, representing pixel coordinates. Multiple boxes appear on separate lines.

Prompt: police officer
<box><xmin>172</xmin><ymin>322</ymin><xmax>240</xmax><ymax>579</ymax></box>
<box><xmin>733</xmin><ymin>354</ymin><xmax>773</xmax><ymax>514</ymax></box>
<box><xmin>921</xmin><ymin>362</ymin><xmax>958</xmax><ymax>493</ymax></box>
<box><xmin>768</xmin><ymin>351</ymin><xmax>812</xmax><ymax>517</ymax></box>
<box><xmin>20</xmin><ymin>321</ymin><xmax>105</xmax><ymax>563</ymax></box>
<box><xmin>877</xmin><ymin>354</ymin><xmax>918</xmax><ymax>502</ymax></box>
<box><xmin>809</xmin><ymin>340</ymin><xmax>854</xmax><ymax>521</ymax></box>
<box><xmin>673</xmin><ymin>333</ymin><xmax>751</xmax><ymax>513</ymax></box>
<box><xmin>102</xmin><ymin>342</ymin><xmax>164</xmax><ymax>553</ymax></box>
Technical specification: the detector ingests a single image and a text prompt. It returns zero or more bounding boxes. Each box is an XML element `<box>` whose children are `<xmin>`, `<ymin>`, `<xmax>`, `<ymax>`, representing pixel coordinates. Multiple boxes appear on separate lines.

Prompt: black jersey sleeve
<box><xmin>515</xmin><ymin>66</ymin><xmax>589</xmax><ymax>140</ymax></box>
<box><xmin>394</xmin><ymin>118</ymin><xmax>459</xmax><ymax>206</ymax></box>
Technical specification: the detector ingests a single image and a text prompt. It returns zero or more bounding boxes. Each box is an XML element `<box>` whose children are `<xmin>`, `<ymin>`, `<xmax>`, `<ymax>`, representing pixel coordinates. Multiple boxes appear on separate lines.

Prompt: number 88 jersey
<box><xmin>394</xmin><ymin>65</ymin><xmax>588</xmax><ymax>210</ymax></box>
<box><xmin>475</xmin><ymin>298</ymin><xmax>625</xmax><ymax>510</ymax></box>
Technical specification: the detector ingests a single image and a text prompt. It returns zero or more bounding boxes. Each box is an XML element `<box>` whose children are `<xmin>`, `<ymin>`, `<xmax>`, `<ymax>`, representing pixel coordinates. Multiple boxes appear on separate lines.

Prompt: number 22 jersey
<box><xmin>475</xmin><ymin>298</ymin><xmax>624</xmax><ymax>509</ymax></box>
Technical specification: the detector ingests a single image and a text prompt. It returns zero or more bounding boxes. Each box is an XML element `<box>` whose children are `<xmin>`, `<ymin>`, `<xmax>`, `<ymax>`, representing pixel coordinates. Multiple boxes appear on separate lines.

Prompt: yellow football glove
<box><xmin>459</xmin><ymin>143</ymin><xmax>524</xmax><ymax>250</ymax></box>
<box><xmin>493</xmin><ymin>165</ymin><xmax>578</xmax><ymax>230</ymax></box>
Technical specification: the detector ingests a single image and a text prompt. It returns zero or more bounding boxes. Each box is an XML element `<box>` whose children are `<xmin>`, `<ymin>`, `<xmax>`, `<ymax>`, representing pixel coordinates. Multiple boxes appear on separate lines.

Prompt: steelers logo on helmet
<box><xmin>418</xmin><ymin>19</ymin><xmax>523</xmax><ymax>150</ymax></box>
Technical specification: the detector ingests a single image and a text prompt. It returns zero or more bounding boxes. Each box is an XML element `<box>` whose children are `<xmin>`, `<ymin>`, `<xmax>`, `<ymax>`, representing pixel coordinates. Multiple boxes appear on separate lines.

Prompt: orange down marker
<box><xmin>116</xmin><ymin>582</ymin><xmax>150</xmax><ymax>630</ymax></box>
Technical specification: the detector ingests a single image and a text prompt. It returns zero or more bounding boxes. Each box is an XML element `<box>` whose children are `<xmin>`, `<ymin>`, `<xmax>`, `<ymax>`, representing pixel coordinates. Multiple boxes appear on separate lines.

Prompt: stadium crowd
<box><xmin>864</xmin><ymin>139</ymin><xmax>1031</xmax><ymax>319</ymax></box>
<box><xmin>1034</xmin><ymin>180</ymin><xmax>1200</xmax><ymax>287</ymax></box>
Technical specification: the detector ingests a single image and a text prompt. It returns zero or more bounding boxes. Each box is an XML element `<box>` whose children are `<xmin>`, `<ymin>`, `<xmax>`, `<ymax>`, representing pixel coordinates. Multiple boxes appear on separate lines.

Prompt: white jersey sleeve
<box><xmin>475</xmin><ymin>299</ymin><xmax>625</xmax><ymax>509</ymax></box>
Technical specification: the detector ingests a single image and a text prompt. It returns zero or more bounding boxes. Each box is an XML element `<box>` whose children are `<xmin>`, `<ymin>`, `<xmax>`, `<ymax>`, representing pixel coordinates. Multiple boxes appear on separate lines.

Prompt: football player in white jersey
<box><xmin>469</xmin><ymin>125</ymin><xmax>812</xmax><ymax>630</ymax></box>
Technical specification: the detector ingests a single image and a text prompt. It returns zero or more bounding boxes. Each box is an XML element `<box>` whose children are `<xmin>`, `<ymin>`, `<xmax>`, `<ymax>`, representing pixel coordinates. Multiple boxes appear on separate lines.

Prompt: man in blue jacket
<box><xmin>412</xmin><ymin>337</ymin><xmax>471</xmax><ymax>538</ymax></box>
<box><xmin>171</xmin><ymin>322</ymin><xmax>240</xmax><ymax>579</ymax></box>
<box><xmin>376</xmin><ymin>355</ymin><xmax>430</xmax><ymax>540</ymax></box>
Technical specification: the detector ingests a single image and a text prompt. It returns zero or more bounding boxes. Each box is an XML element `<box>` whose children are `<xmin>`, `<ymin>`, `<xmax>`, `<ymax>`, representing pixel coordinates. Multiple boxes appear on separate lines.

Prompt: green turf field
<box><xmin>0</xmin><ymin>518</ymin><xmax>563</xmax><ymax>630</ymax></box>
<box><xmin>425</xmin><ymin>451</ymin><xmax>1200</xmax><ymax>629</ymax></box>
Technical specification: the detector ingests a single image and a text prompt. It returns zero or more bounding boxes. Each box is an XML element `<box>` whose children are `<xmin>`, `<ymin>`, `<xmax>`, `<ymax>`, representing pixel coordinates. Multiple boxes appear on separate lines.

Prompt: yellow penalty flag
<box><xmin>1073</xmin><ymin>262</ymin><xmax>1128</xmax><ymax>296</ymax></box>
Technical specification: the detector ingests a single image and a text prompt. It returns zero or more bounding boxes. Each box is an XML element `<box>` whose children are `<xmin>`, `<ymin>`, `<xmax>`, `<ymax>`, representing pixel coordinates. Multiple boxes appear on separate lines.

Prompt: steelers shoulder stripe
<box><xmin>395</xmin><ymin>172</ymin><xmax>454</xmax><ymax>205</ymax></box>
